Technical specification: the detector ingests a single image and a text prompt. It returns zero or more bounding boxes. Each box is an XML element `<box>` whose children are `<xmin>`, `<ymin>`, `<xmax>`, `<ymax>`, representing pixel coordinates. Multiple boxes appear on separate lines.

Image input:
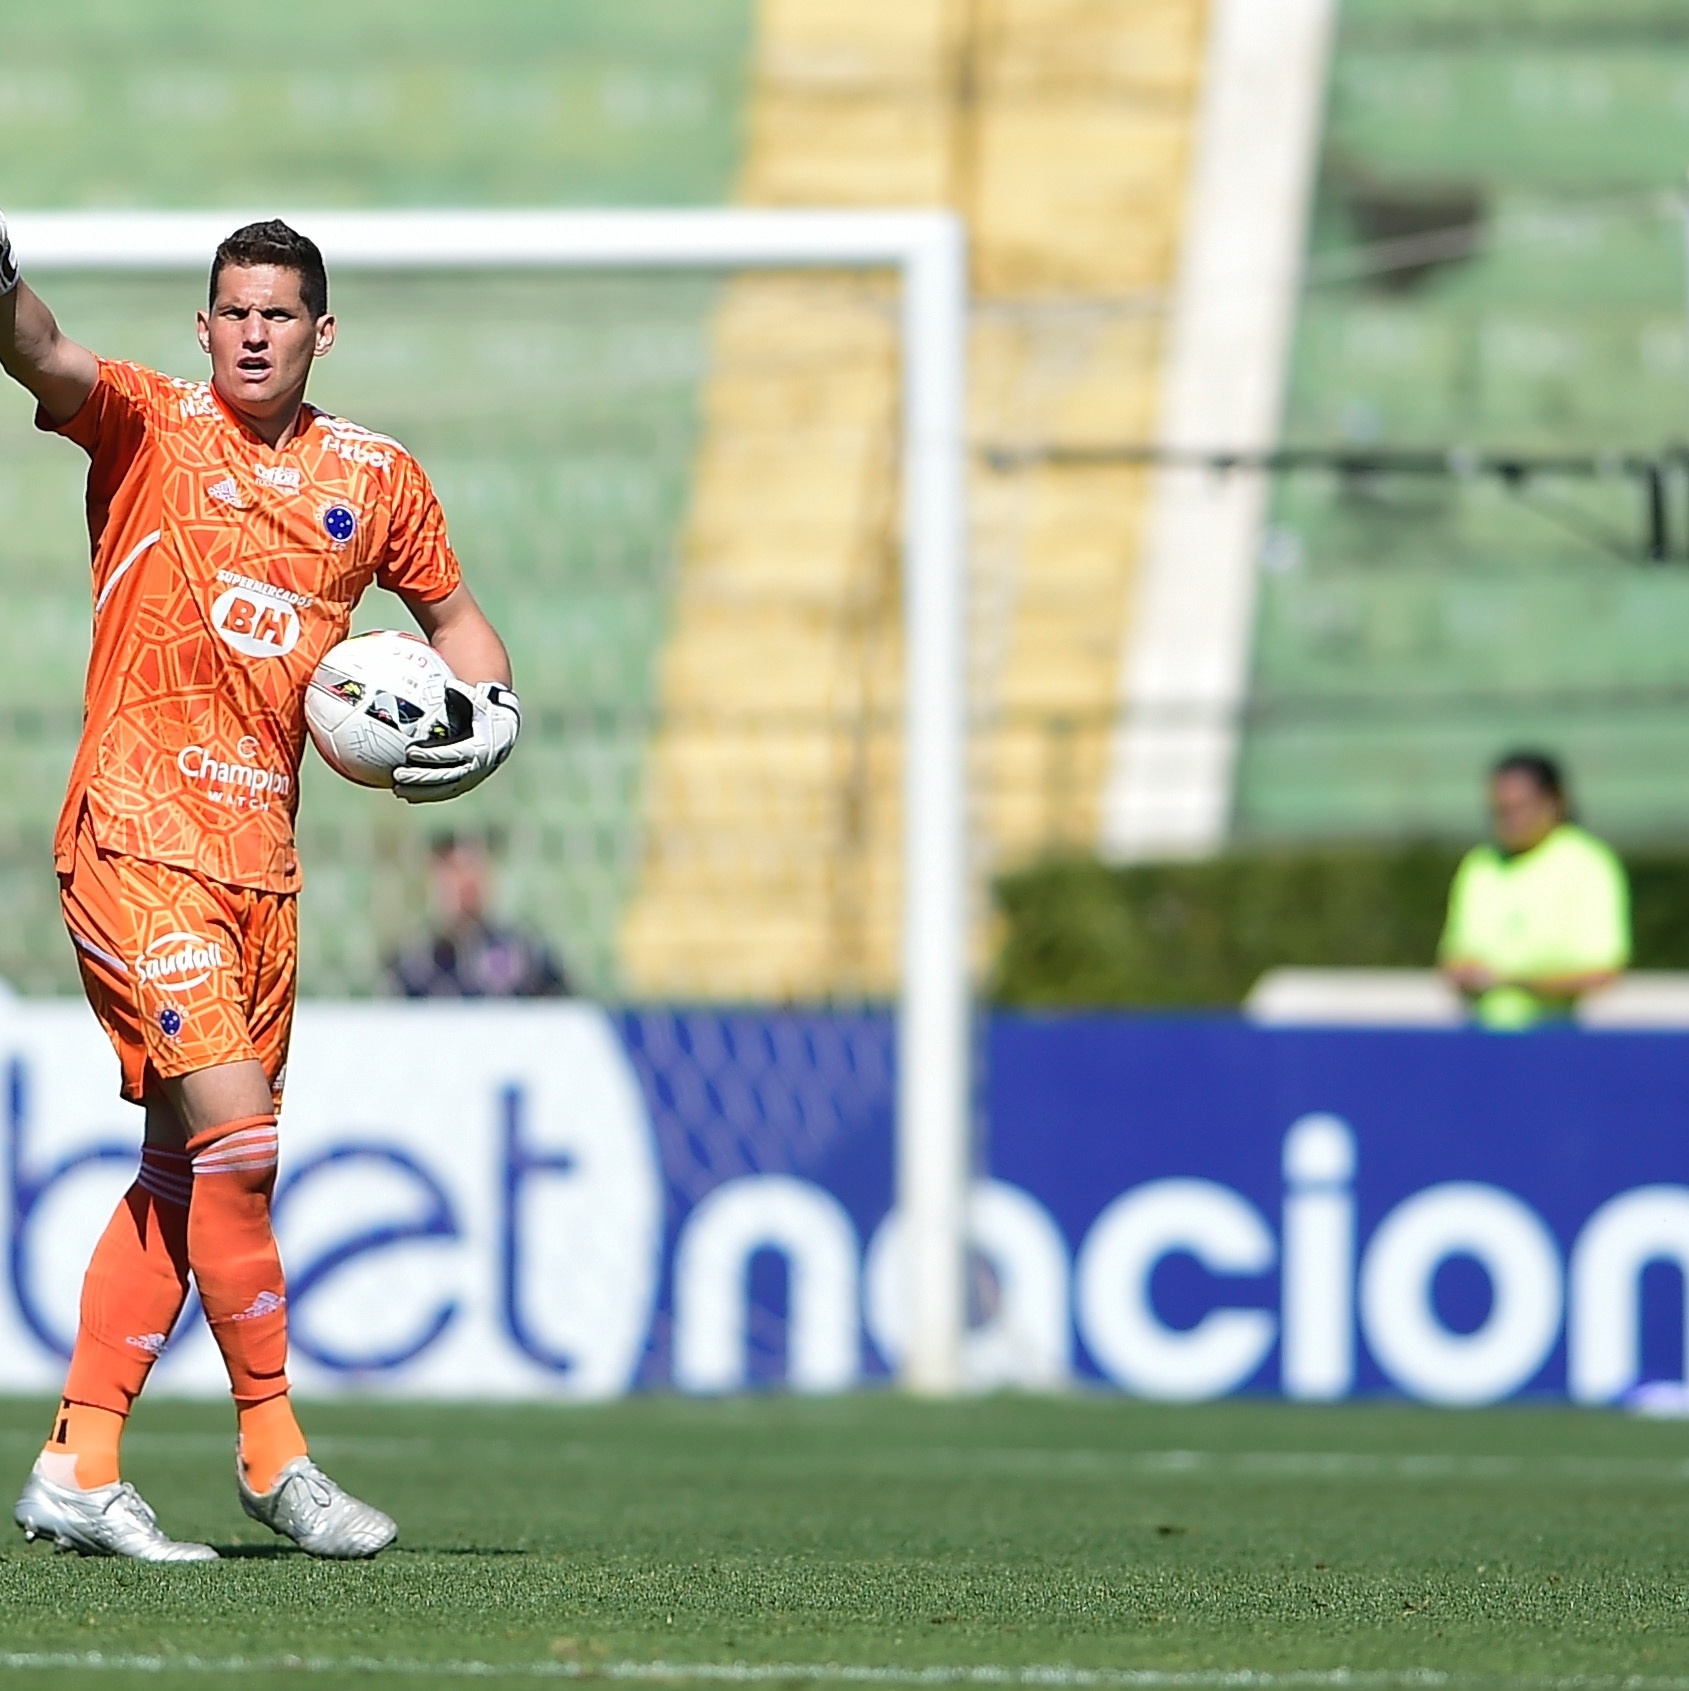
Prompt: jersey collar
<box><xmin>208</xmin><ymin>381</ymin><xmax>322</xmax><ymax>453</ymax></box>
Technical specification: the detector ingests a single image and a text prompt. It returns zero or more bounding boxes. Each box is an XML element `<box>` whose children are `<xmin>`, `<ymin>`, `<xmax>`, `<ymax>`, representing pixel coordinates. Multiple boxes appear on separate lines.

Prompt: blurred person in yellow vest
<box><xmin>1439</xmin><ymin>751</ymin><xmax>1629</xmax><ymax>1029</ymax></box>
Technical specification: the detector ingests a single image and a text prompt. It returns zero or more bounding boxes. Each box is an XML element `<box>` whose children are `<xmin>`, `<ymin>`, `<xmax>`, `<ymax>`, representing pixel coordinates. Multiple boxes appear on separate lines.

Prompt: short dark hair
<box><xmin>429</xmin><ymin>827</ymin><xmax>507</xmax><ymax>859</ymax></box>
<box><xmin>1492</xmin><ymin>749</ymin><xmax>1566</xmax><ymax>803</ymax></box>
<box><xmin>209</xmin><ymin>220</ymin><xmax>328</xmax><ymax>320</ymax></box>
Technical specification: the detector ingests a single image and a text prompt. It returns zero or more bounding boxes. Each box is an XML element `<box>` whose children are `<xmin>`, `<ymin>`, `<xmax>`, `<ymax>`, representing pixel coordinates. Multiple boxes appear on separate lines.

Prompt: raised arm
<box><xmin>0</xmin><ymin>214</ymin><xmax>98</xmax><ymax>424</ymax></box>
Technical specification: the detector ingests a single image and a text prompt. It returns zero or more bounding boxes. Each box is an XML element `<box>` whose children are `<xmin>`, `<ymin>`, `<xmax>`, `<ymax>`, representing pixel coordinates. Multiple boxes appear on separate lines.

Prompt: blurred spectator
<box><xmin>1439</xmin><ymin>752</ymin><xmax>1628</xmax><ymax>1029</ymax></box>
<box><xmin>387</xmin><ymin>831</ymin><xmax>573</xmax><ymax>999</ymax></box>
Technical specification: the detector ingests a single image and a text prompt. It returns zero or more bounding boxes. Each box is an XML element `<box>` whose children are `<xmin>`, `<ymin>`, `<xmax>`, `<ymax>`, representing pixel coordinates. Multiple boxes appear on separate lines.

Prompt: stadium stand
<box><xmin>1234</xmin><ymin>0</ymin><xmax>1689</xmax><ymax>847</ymax></box>
<box><xmin>622</xmin><ymin>0</ymin><xmax>1216</xmax><ymax>998</ymax></box>
<box><xmin>618</xmin><ymin>271</ymin><xmax>905</xmax><ymax>999</ymax></box>
<box><xmin>0</xmin><ymin>1</ymin><xmax>752</xmax><ymax>995</ymax></box>
<box><xmin>1</xmin><ymin>0</ymin><xmax>1226</xmax><ymax>1001</ymax></box>
<box><xmin>25</xmin><ymin>2</ymin><xmax>1664</xmax><ymax>1001</ymax></box>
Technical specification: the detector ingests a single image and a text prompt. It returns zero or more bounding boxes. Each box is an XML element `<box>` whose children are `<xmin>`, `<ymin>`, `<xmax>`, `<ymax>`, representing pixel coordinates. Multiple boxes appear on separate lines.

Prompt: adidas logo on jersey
<box><xmin>207</xmin><ymin>477</ymin><xmax>246</xmax><ymax>509</ymax></box>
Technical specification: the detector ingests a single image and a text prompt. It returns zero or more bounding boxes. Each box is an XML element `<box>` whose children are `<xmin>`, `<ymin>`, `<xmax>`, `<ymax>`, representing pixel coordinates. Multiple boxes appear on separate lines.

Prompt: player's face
<box><xmin>196</xmin><ymin>264</ymin><xmax>335</xmax><ymax>423</ymax></box>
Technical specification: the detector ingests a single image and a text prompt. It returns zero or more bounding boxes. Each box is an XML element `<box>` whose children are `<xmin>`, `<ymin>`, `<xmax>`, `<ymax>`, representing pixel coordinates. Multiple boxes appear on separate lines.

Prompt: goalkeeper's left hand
<box><xmin>393</xmin><ymin>680</ymin><xmax>521</xmax><ymax>804</ymax></box>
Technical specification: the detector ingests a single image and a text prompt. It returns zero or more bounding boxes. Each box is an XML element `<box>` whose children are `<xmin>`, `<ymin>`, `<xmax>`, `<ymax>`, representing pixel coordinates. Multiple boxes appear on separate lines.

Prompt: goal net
<box><xmin>0</xmin><ymin>209</ymin><xmax>971</xmax><ymax>1392</ymax></box>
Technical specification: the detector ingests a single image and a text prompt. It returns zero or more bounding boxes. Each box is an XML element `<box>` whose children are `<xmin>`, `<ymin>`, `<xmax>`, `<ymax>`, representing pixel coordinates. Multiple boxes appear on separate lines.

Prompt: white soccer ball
<box><xmin>305</xmin><ymin>630</ymin><xmax>461</xmax><ymax>788</ymax></box>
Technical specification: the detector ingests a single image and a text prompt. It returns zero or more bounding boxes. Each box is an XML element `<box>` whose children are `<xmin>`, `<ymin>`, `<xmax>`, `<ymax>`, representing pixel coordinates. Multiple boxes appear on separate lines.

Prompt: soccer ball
<box><xmin>305</xmin><ymin>630</ymin><xmax>462</xmax><ymax>788</ymax></box>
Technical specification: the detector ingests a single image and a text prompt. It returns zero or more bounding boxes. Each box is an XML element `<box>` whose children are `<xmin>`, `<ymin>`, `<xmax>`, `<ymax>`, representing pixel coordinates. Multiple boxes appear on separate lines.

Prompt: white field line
<box><xmin>2</xmin><ymin>1658</ymin><xmax>1689</xmax><ymax>1689</ymax></box>
<box><xmin>0</xmin><ymin>1431</ymin><xmax>431</xmax><ymax>1458</ymax></box>
<box><xmin>0</xmin><ymin>1435</ymin><xmax>1682</xmax><ymax>1482</ymax></box>
<box><xmin>938</xmin><ymin>1450</ymin><xmax>1689</xmax><ymax>1484</ymax></box>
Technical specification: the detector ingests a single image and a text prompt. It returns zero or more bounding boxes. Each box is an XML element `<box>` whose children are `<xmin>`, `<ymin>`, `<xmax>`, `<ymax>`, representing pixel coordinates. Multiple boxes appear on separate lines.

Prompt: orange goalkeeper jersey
<box><xmin>43</xmin><ymin>359</ymin><xmax>462</xmax><ymax>894</ymax></box>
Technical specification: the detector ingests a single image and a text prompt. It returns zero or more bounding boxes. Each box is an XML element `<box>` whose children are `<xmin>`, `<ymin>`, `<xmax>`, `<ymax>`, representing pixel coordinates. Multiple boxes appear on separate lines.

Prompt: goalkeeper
<box><xmin>0</xmin><ymin>213</ymin><xmax>520</xmax><ymax>1560</ymax></box>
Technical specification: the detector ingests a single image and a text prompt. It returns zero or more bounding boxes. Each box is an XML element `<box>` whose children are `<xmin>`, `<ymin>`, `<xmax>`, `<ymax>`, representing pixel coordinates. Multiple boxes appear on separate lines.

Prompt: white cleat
<box><xmin>237</xmin><ymin>1455</ymin><xmax>396</xmax><ymax>1559</ymax></box>
<box><xmin>14</xmin><ymin>1457</ymin><xmax>218</xmax><ymax>1561</ymax></box>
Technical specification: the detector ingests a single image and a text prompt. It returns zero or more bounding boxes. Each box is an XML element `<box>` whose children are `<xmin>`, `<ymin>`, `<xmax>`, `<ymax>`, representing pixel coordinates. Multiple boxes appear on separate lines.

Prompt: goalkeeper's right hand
<box><xmin>0</xmin><ymin>212</ymin><xmax>18</xmax><ymax>296</ymax></box>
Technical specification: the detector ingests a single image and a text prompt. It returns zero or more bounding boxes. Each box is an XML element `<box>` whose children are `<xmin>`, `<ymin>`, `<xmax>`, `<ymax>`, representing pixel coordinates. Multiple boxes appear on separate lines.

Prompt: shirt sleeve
<box><xmin>38</xmin><ymin>359</ymin><xmax>169</xmax><ymax>507</ymax></box>
<box><xmin>377</xmin><ymin>452</ymin><xmax>462</xmax><ymax>605</ymax></box>
<box><xmin>1567</xmin><ymin>843</ymin><xmax>1631</xmax><ymax>971</ymax></box>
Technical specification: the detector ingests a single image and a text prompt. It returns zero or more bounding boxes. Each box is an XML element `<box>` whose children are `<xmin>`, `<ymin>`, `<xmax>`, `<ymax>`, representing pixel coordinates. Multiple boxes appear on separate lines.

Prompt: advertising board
<box><xmin>2</xmin><ymin>999</ymin><xmax>1686</xmax><ymax>1404</ymax></box>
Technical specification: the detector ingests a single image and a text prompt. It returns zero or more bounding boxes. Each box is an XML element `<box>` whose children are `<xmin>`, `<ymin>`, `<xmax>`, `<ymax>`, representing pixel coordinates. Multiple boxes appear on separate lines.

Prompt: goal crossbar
<box><xmin>10</xmin><ymin>206</ymin><xmax>972</xmax><ymax>1396</ymax></box>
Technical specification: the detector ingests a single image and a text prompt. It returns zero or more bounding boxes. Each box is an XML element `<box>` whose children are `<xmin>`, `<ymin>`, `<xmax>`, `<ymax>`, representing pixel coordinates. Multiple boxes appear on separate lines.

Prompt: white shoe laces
<box><xmin>107</xmin><ymin>1484</ymin><xmax>159</xmax><ymax>1529</ymax></box>
<box><xmin>294</xmin><ymin>1464</ymin><xmax>335</xmax><ymax>1510</ymax></box>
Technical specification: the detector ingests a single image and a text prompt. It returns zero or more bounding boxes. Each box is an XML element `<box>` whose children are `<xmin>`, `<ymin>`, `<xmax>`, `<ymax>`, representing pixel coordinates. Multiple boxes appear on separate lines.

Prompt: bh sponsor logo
<box><xmin>177</xmin><ymin>744</ymin><xmax>292</xmax><ymax>810</ymax></box>
<box><xmin>137</xmin><ymin>932</ymin><xmax>225</xmax><ymax>991</ymax></box>
<box><xmin>211</xmin><ymin>572</ymin><xmax>310</xmax><ymax>660</ymax></box>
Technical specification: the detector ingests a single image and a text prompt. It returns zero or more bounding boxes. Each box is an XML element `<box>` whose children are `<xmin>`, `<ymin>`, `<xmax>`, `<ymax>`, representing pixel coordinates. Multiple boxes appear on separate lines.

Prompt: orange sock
<box><xmin>49</xmin><ymin>1144</ymin><xmax>194</xmax><ymax>1488</ymax></box>
<box><xmin>43</xmin><ymin>1400</ymin><xmax>125</xmax><ymax>1490</ymax></box>
<box><xmin>238</xmin><ymin>1394</ymin><xmax>308</xmax><ymax>1494</ymax></box>
<box><xmin>185</xmin><ymin>1114</ymin><xmax>292</xmax><ymax>1406</ymax></box>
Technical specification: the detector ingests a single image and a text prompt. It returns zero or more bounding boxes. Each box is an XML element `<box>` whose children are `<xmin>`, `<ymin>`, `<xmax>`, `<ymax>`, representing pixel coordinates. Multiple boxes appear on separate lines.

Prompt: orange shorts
<box><xmin>59</xmin><ymin>809</ymin><xmax>296</xmax><ymax>1106</ymax></box>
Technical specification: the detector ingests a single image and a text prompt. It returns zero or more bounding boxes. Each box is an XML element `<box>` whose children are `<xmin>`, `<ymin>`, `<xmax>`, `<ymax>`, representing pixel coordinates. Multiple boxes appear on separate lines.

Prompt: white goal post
<box><xmin>10</xmin><ymin>206</ymin><xmax>973</xmax><ymax>1396</ymax></box>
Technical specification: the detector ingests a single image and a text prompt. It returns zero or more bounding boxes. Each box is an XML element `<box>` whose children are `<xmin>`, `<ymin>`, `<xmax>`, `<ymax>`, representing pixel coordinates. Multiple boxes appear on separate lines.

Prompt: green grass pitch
<box><xmin>1</xmin><ymin>1393</ymin><xmax>1688</xmax><ymax>1688</ymax></box>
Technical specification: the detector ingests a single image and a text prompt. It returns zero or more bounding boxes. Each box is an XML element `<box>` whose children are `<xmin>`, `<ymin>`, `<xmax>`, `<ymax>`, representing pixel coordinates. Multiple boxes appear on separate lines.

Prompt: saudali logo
<box><xmin>137</xmin><ymin>932</ymin><xmax>225</xmax><ymax>991</ymax></box>
<box><xmin>210</xmin><ymin>573</ymin><xmax>306</xmax><ymax>659</ymax></box>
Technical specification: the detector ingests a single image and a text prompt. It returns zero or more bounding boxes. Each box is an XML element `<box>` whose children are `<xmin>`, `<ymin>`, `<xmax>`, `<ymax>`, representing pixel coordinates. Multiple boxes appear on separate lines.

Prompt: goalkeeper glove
<box><xmin>0</xmin><ymin>212</ymin><xmax>18</xmax><ymax>296</ymax></box>
<box><xmin>393</xmin><ymin>680</ymin><xmax>521</xmax><ymax>804</ymax></box>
